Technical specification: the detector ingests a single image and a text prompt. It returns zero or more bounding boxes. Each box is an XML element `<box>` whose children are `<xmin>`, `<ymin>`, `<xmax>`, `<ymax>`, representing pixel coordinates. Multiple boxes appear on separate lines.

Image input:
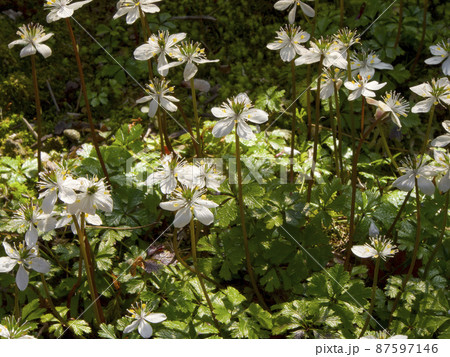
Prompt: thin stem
<box><xmin>334</xmin><ymin>82</ymin><xmax>343</xmax><ymax>181</ymax></box>
<box><xmin>40</xmin><ymin>274</ymin><xmax>69</xmax><ymax>327</ymax></box>
<box><xmin>423</xmin><ymin>192</ymin><xmax>449</xmax><ymax>279</ymax></box>
<box><xmin>172</xmin><ymin>228</ymin><xmax>220</xmax><ymax>286</ymax></box>
<box><xmin>420</xmin><ymin>104</ymin><xmax>435</xmax><ymax>156</ymax></box>
<box><xmin>138</xmin><ymin>7</ymin><xmax>153</xmax><ymax>80</ymax></box>
<box><xmin>346</xmin><ymin>51</ymin><xmax>356</xmax><ymax>153</ymax></box>
<box><xmin>176</xmin><ymin>104</ymin><xmax>201</xmax><ymax>156</ymax></box>
<box><xmin>360</xmin><ymin>97</ymin><xmax>365</xmax><ymax>136</ymax></box>
<box><xmin>65</xmin><ymin>18</ymin><xmax>110</xmax><ymax>187</ymax></box>
<box><xmin>378</xmin><ymin>124</ymin><xmax>399</xmax><ymax>170</ymax></box>
<box><xmin>156</xmin><ymin>107</ymin><xmax>165</xmax><ymax>156</ymax></box>
<box><xmin>31</xmin><ymin>54</ymin><xmax>42</xmax><ymax>175</ymax></box>
<box><xmin>190</xmin><ymin>78</ymin><xmax>202</xmax><ymax>155</ymax></box>
<box><xmin>306</xmin><ymin>65</ymin><xmax>313</xmax><ymax>140</ymax></box>
<box><xmin>14</xmin><ymin>285</ymin><xmax>20</xmax><ymax>319</ymax></box>
<box><xmin>329</xmin><ymin>97</ymin><xmax>340</xmax><ymax>178</ymax></box>
<box><xmin>394</xmin><ymin>0</ymin><xmax>404</xmax><ymax>48</ymax></box>
<box><xmin>162</xmin><ymin>110</ymin><xmax>174</xmax><ymax>153</ymax></box>
<box><xmin>235</xmin><ymin>130</ymin><xmax>269</xmax><ymax>310</ymax></box>
<box><xmin>72</xmin><ymin>216</ymin><xmax>105</xmax><ymax>324</ymax></box>
<box><xmin>289</xmin><ymin>60</ymin><xmax>297</xmax><ymax>183</ymax></box>
<box><xmin>189</xmin><ymin>219</ymin><xmax>221</xmax><ymax>334</ymax></box>
<box><xmin>344</xmin><ymin>116</ymin><xmax>385</xmax><ymax>270</ymax></box>
<box><xmin>307</xmin><ymin>56</ymin><xmax>324</xmax><ymax>203</ymax></box>
<box><xmin>359</xmin><ymin>256</ymin><xmax>381</xmax><ymax>338</ymax></box>
<box><xmin>388</xmin><ymin>176</ymin><xmax>422</xmax><ymax>326</ymax></box>
<box><xmin>410</xmin><ymin>0</ymin><xmax>428</xmax><ymax>73</ymax></box>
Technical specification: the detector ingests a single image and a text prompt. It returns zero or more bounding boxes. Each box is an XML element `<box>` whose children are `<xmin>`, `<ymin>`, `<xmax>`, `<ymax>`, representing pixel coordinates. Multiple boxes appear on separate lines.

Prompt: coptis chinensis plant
<box><xmin>1</xmin><ymin>0</ymin><xmax>450</xmax><ymax>342</ymax></box>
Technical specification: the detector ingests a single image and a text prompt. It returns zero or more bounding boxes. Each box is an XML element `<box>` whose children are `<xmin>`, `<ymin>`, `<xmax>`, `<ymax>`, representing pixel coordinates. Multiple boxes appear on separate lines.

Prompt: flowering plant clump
<box><xmin>2</xmin><ymin>0</ymin><xmax>450</xmax><ymax>341</ymax></box>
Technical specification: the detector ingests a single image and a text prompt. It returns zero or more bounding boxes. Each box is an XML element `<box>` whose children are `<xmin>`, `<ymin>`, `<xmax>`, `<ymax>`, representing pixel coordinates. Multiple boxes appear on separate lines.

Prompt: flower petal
<box><xmin>25</xmin><ymin>225</ymin><xmax>38</xmax><ymax>247</ymax></box>
<box><xmin>138</xmin><ymin>319</ymin><xmax>153</xmax><ymax>338</ymax></box>
<box><xmin>173</xmin><ymin>207</ymin><xmax>192</xmax><ymax>228</ymax></box>
<box><xmin>212</xmin><ymin>118</ymin><xmax>235</xmax><ymax>138</ymax></box>
<box><xmin>35</xmin><ymin>43</ymin><xmax>52</xmax><ymax>58</ymax></box>
<box><xmin>236</xmin><ymin>121</ymin><xmax>255</xmax><ymax>140</ymax></box>
<box><xmin>123</xmin><ymin>320</ymin><xmax>139</xmax><ymax>334</ymax></box>
<box><xmin>20</xmin><ymin>44</ymin><xmax>36</xmax><ymax>58</ymax></box>
<box><xmin>245</xmin><ymin>109</ymin><xmax>269</xmax><ymax>124</ymax></box>
<box><xmin>351</xmin><ymin>245</ymin><xmax>376</xmax><ymax>259</ymax></box>
<box><xmin>411</xmin><ymin>98</ymin><xmax>434</xmax><ymax>113</ymax></box>
<box><xmin>0</xmin><ymin>257</ymin><xmax>16</xmax><ymax>273</ymax></box>
<box><xmin>30</xmin><ymin>257</ymin><xmax>50</xmax><ymax>273</ymax></box>
<box><xmin>144</xmin><ymin>312</ymin><xmax>167</xmax><ymax>324</ymax></box>
<box><xmin>16</xmin><ymin>265</ymin><xmax>29</xmax><ymax>291</ymax></box>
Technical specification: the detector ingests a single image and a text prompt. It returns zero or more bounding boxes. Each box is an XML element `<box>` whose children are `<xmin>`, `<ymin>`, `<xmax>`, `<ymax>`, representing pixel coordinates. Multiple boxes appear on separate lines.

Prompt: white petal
<box><xmin>158</xmin><ymin>61</ymin><xmax>183</xmax><ymax>73</ymax></box>
<box><xmin>212</xmin><ymin>118</ymin><xmax>235</xmax><ymax>138</ymax></box>
<box><xmin>25</xmin><ymin>225</ymin><xmax>38</xmax><ymax>247</ymax></box>
<box><xmin>173</xmin><ymin>207</ymin><xmax>192</xmax><ymax>228</ymax></box>
<box><xmin>236</xmin><ymin>121</ymin><xmax>255</xmax><ymax>140</ymax></box>
<box><xmin>424</xmin><ymin>56</ymin><xmax>444</xmax><ymax>65</ymax></box>
<box><xmin>410</xmin><ymin>83</ymin><xmax>432</xmax><ymax>97</ymax></box>
<box><xmin>411</xmin><ymin>98</ymin><xmax>434</xmax><ymax>113</ymax></box>
<box><xmin>245</xmin><ymin>109</ymin><xmax>269</xmax><ymax>124</ymax></box>
<box><xmin>195</xmin><ymin>199</ymin><xmax>219</xmax><ymax>209</ymax></box>
<box><xmin>30</xmin><ymin>257</ymin><xmax>50</xmax><ymax>273</ymax></box>
<box><xmin>123</xmin><ymin>320</ymin><xmax>139</xmax><ymax>334</ymax></box>
<box><xmin>211</xmin><ymin>107</ymin><xmax>231</xmax><ymax>118</ymax></box>
<box><xmin>438</xmin><ymin>172</ymin><xmax>450</xmax><ymax>193</ymax></box>
<box><xmin>393</xmin><ymin>173</ymin><xmax>414</xmax><ymax>192</ymax></box>
<box><xmin>0</xmin><ymin>257</ymin><xmax>16</xmax><ymax>272</ymax></box>
<box><xmin>16</xmin><ymin>265</ymin><xmax>29</xmax><ymax>291</ymax></box>
<box><xmin>274</xmin><ymin>0</ymin><xmax>292</xmax><ymax>11</ymax></box>
<box><xmin>418</xmin><ymin>177</ymin><xmax>435</xmax><ymax>196</ymax></box>
<box><xmin>344</xmin><ymin>81</ymin><xmax>360</xmax><ymax>91</ymax></box>
<box><xmin>369</xmin><ymin>222</ymin><xmax>379</xmax><ymax>237</ymax></box>
<box><xmin>159</xmin><ymin>175</ymin><xmax>177</xmax><ymax>194</ymax></box>
<box><xmin>280</xmin><ymin>46</ymin><xmax>296</xmax><ymax>62</ymax></box>
<box><xmin>42</xmin><ymin>191</ymin><xmax>57</xmax><ymax>214</ymax></box>
<box><xmin>288</xmin><ymin>5</ymin><xmax>296</xmax><ymax>24</ymax></box>
<box><xmin>430</xmin><ymin>45</ymin><xmax>448</xmax><ymax>56</ymax></box>
<box><xmin>347</xmin><ymin>88</ymin><xmax>362</xmax><ymax>101</ymax></box>
<box><xmin>160</xmin><ymin>98</ymin><xmax>178</xmax><ymax>112</ymax></box>
<box><xmin>3</xmin><ymin>242</ymin><xmax>19</xmax><ymax>259</ymax></box>
<box><xmin>267</xmin><ymin>42</ymin><xmax>284</xmax><ymax>51</ymax></box>
<box><xmin>134</xmin><ymin>44</ymin><xmax>155</xmax><ymax>61</ymax></box>
<box><xmin>299</xmin><ymin>2</ymin><xmax>315</xmax><ymax>17</ymax></box>
<box><xmin>59</xmin><ymin>187</ymin><xmax>77</xmax><ymax>204</ymax></box>
<box><xmin>372</xmin><ymin>62</ymin><xmax>393</xmax><ymax>71</ymax></box>
<box><xmin>193</xmin><ymin>205</ymin><xmax>215</xmax><ymax>225</ymax></box>
<box><xmin>295</xmin><ymin>51</ymin><xmax>320</xmax><ymax>65</ymax></box>
<box><xmin>141</xmin><ymin>3</ymin><xmax>160</xmax><ymax>13</ymax></box>
<box><xmin>138</xmin><ymin>319</ymin><xmax>153</xmax><ymax>338</ymax></box>
<box><xmin>365</xmin><ymin>81</ymin><xmax>387</xmax><ymax>91</ymax></box>
<box><xmin>8</xmin><ymin>39</ymin><xmax>28</xmax><ymax>48</ymax></box>
<box><xmin>351</xmin><ymin>245</ymin><xmax>376</xmax><ymax>258</ymax></box>
<box><xmin>148</xmin><ymin>99</ymin><xmax>159</xmax><ymax>118</ymax></box>
<box><xmin>125</xmin><ymin>8</ymin><xmax>140</xmax><ymax>25</ymax></box>
<box><xmin>442</xmin><ymin>56</ymin><xmax>450</xmax><ymax>76</ymax></box>
<box><xmin>86</xmin><ymin>213</ymin><xmax>102</xmax><ymax>225</ymax></box>
<box><xmin>160</xmin><ymin>200</ymin><xmax>185</xmax><ymax>211</ymax></box>
<box><xmin>431</xmin><ymin>135</ymin><xmax>450</xmax><ymax>147</ymax></box>
<box><xmin>56</xmin><ymin>6</ymin><xmax>74</xmax><ymax>19</ymax></box>
<box><xmin>35</xmin><ymin>43</ymin><xmax>52</xmax><ymax>58</ymax></box>
<box><xmin>20</xmin><ymin>44</ymin><xmax>36</xmax><ymax>58</ymax></box>
<box><xmin>157</xmin><ymin>54</ymin><xmax>168</xmax><ymax>76</ymax></box>
<box><xmin>67</xmin><ymin>0</ymin><xmax>92</xmax><ymax>11</ymax></box>
<box><xmin>144</xmin><ymin>312</ymin><xmax>167</xmax><ymax>324</ymax></box>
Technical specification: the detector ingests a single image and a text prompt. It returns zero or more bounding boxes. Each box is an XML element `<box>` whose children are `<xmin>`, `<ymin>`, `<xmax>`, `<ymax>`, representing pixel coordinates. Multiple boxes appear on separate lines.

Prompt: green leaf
<box><xmin>98</xmin><ymin>324</ymin><xmax>117</xmax><ymax>339</ymax></box>
<box><xmin>260</xmin><ymin>268</ymin><xmax>280</xmax><ymax>292</ymax></box>
<box><xmin>247</xmin><ymin>303</ymin><xmax>272</xmax><ymax>329</ymax></box>
<box><xmin>68</xmin><ymin>319</ymin><xmax>92</xmax><ymax>336</ymax></box>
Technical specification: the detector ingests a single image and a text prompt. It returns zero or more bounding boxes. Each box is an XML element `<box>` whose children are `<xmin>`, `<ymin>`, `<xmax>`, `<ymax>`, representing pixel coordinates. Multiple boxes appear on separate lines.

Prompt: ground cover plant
<box><xmin>0</xmin><ymin>0</ymin><xmax>449</xmax><ymax>339</ymax></box>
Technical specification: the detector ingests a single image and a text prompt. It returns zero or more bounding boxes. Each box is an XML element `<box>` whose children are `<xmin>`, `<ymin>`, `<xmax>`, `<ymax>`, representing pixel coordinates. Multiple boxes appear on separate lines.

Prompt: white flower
<box><xmin>295</xmin><ymin>37</ymin><xmax>348</xmax><ymax>69</ymax></box>
<box><xmin>146</xmin><ymin>154</ymin><xmax>189</xmax><ymax>194</ymax></box>
<box><xmin>410</xmin><ymin>77</ymin><xmax>450</xmax><ymax>113</ymax></box>
<box><xmin>38</xmin><ymin>166</ymin><xmax>81</xmax><ymax>214</ymax></box>
<box><xmin>424</xmin><ymin>39</ymin><xmax>450</xmax><ymax>76</ymax></box>
<box><xmin>123</xmin><ymin>303</ymin><xmax>166</xmax><ymax>339</ymax></box>
<box><xmin>344</xmin><ymin>74</ymin><xmax>386</xmax><ymax>101</ymax></box>
<box><xmin>194</xmin><ymin>160</ymin><xmax>224</xmax><ymax>192</ymax></box>
<box><xmin>274</xmin><ymin>0</ymin><xmax>315</xmax><ymax>24</ymax></box>
<box><xmin>136</xmin><ymin>78</ymin><xmax>179</xmax><ymax>118</ymax></box>
<box><xmin>332</xmin><ymin>28</ymin><xmax>360</xmax><ymax>57</ymax></box>
<box><xmin>158</xmin><ymin>41</ymin><xmax>219</xmax><ymax>81</ymax></box>
<box><xmin>55</xmin><ymin>211</ymin><xmax>103</xmax><ymax>234</ymax></box>
<box><xmin>266</xmin><ymin>24</ymin><xmax>310</xmax><ymax>62</ymax></box>
<box><xmin>68</xmin><ymin>177</ymin><xmax>113</xmax><ymax>215</ymax></box>
<box><xmin>431</xmin><ymin>121</ymin><xmax>450</xmax><ymax>147</ymax></box>
<box><xmin>0</xmin><ymin>317</ymin><xmax>35</xmax><ymax>339</ymax></box>
<box><xmin>366</xmin><ymin>91</ymin><xmax>409</xmax><ymax>128</ymax></box>
<box><xmin>0</xmin><ymin>241</ymin><xmax>51</xmax><ymax>291</ymax></box>
<box><xmin>113</xmin><ymin>0</ymin><xmax>161</xmax><ymax>25</ymax></box>
<box><xmin>392</xmin><ymin>157</ymin><xmax>437</xmax><ymax>196</ymax></box>
<box><xmin>211</xmin><ymin>93</ymin><xmax>268</xmax><ymax>140</ymax></box>
<box><xmin>160</xmin><ymin>186</ymin><xmax>218</xmax><ymax>228</ymax></box>
<box><xmin>312</xmin><ymin>68</ymin><xmax>345</xmax><ymax>100</ymax></box>
<box><xmin>352</xmin><ymin>236</ymin><xmax>398</xmax><ymax>261</ymax></box>
<box><xmin>44</xmin><ymin>0</ymin><xmax>92</xmax><ymax>23</ymax></box>
<box><xmin>8</xmin><ymin>23</ymin><xmax>53</xmax><ymax>59</ymax></box>
<box><xmin>350</xmin><ymin>51</ymin><xmax>393</xmax><ymax>78</ymax></box>
<box><xmin>13</xmin><ymin>203</ymin><xmax>56</xmax><ymax>247</ymax></box>
<box><xmin>433</xmin><ymin>150</ymin><xmax>450</xmax><ymax>193</ymax></box>
<box><xmin>134</xmin><ymin>30</ymin><xmax>186</xmax><ymax>76</ymax></box>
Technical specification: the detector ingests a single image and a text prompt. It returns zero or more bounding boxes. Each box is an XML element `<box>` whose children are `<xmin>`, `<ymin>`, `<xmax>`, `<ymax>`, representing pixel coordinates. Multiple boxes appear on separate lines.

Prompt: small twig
<box><xmin>46</xmin><ymin>79</ymin><xmax>60</xmax><ymax>112</ymax></box>
<box><xmin>21</xmin><ymin>117</ymin><xmax>38</xmax><ymax>139</ymax></box>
